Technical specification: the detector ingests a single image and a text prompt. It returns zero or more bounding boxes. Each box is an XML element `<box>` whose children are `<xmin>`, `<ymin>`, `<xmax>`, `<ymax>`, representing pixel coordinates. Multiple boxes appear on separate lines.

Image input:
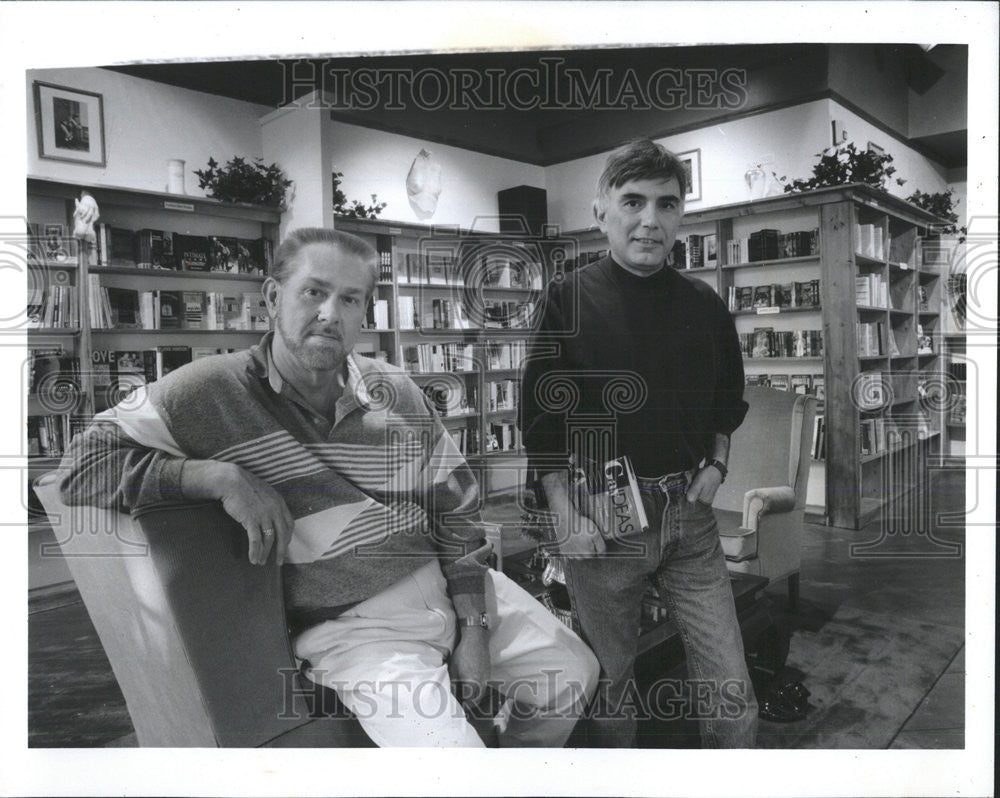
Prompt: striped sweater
<box><xmin>58</xmin><ymin>334</ymin><xmax>490</xmax><ymax>614</ymax></box>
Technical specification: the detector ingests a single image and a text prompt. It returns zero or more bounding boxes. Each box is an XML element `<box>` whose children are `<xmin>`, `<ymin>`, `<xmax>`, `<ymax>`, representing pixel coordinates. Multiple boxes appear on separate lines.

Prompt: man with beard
<box><xmin>59</xmin><ymin>227</ymin><xmax>597</xmax><ymax>747</ymax></box>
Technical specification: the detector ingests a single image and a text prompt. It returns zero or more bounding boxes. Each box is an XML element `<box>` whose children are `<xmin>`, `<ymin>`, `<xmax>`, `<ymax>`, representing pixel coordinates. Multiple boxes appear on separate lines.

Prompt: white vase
<box><xmin>745</xmin><ymin>167</ymin><xmax>767</xmax><ymax>201</ymax></box>
<box><xmin>167</xmin><ymin>159</ymin><xmax>186</xmax><ymax>194</ymax></box>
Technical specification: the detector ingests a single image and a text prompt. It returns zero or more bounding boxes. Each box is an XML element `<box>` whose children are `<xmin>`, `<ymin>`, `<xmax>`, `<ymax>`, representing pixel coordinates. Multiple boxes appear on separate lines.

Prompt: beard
<box><xmin>276</xmin><ymin>314</ymin><xmax>347</xmax><ymax>371</ymax></box>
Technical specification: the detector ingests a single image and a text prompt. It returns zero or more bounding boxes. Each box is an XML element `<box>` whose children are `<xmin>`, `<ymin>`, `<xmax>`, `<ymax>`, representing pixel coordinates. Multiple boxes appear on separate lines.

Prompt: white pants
<box><xmin>293</xmin><ymin>561</ymin><xmax>599</xmax><ymax>747</ymax></box>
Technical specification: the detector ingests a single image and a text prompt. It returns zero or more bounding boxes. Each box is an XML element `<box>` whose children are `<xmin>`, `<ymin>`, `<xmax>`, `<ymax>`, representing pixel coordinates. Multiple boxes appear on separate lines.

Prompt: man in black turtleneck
<box><xmin>520</xmin><ymin>138</ymin><xmax>757</xmax><ymax>748</ymax></box>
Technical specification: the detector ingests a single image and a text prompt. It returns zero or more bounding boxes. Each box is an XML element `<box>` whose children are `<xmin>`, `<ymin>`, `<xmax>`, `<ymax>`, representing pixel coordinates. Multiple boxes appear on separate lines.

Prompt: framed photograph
<box><xmin>33</xmin><ymin>81</ymin><xmax>106</xmax><ymax>166</ymax></box>
<box><xmin>677</xmin><ymin>149</ymin><xmax>702</xmax><ymax>202</ymax></box>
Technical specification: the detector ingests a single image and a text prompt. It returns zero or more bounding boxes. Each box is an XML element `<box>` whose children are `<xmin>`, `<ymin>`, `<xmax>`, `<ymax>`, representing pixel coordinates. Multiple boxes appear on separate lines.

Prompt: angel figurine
<box><xmin>72</xmin><ymin>190</ymin><xmax>100</xmax><ymax>243</ymax></box>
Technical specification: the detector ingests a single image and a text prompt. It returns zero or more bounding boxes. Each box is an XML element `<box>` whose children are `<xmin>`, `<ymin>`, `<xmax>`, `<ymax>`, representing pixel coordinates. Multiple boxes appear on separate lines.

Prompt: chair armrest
<box><xmin>718</xmin><ymin>525</ymin><xmax>759</xmax><ymax>562</ymax></box>
<box><xmin>742</xmin><ymin>485</ymin><xmax>796</xmax><ymax>531</ymax></box>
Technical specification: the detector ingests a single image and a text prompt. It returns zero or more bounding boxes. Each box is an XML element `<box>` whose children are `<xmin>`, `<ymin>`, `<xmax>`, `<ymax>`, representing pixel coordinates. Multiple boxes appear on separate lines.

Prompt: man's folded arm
<box><xmin>58</xmin><ymin>412</ymin><xmax>189</xmax><ymax>512</ymax></box>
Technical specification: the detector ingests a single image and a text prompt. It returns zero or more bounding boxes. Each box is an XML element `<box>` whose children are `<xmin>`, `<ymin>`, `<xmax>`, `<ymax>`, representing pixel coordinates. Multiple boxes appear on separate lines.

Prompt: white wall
<box><xmin>546</xmin><ymin>100</ymin><xmax>832</xmax><ymax>232</ymax></box>
<box><xmin>828</xmin><ymin>99</ymin><xmax>949</xmax><ymax>199</ymax></box>
<box><xmin>546</xmin><ymin>99</ymin><xmax>954</xmax><ymax>232</ymax></box>
<box><xmin>323</xmin><ymin>119</ymin><xmax>545</xmax><ymax>232</ymax></box>
<box><xmin>26</xmin><ymin>67</ymin><xmax>270</xmax><ymax>195</ymax></box>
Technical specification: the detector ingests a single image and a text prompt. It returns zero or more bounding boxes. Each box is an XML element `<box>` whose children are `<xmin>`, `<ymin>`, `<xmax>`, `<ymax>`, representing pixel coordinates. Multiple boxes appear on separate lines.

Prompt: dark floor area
<box><xmin>27</xmin><ymin>468</ymin><xmax>965</xmax><ymax>748</ymax></box>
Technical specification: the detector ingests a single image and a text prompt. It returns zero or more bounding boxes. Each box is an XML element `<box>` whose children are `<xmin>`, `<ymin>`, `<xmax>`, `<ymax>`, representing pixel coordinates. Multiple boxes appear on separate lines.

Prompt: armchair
<box><xmin>712</xmin><ymin>387</ymin><xmax>817</xmax><ymax>610</ymax></box>
<box><xmin>32</xmin><ymin>473</ymin><xmax>373</xmax><ymax>747</ymax></box>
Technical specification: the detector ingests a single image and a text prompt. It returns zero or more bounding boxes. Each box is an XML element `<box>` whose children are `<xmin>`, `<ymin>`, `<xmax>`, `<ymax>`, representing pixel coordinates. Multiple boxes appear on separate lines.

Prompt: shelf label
<box><xmin>756</xmin><ymin>306</ymin><xmax>780</xmax><ymax>315</ymax></box>
<box><xmin>388</xmin><ymin>227</ymin><xmax>402</xmax><ymax>235</ymax></box>
<box><xmin>898</xmin><ymin>262</ymin><xmax>909</xmax><ymax>270</ymax></box>
<box><xmin>163</xmin><ymin>201</ymin><xmax>195</xmax><ymax>212</ymax></box>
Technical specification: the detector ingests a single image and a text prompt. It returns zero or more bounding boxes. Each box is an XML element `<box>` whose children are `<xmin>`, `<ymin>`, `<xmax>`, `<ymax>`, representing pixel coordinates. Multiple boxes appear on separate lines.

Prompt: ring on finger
<box><xmin>262</xmin><ymin>528</ymin><xmax>275</xmax><ymax>539</ymax></box>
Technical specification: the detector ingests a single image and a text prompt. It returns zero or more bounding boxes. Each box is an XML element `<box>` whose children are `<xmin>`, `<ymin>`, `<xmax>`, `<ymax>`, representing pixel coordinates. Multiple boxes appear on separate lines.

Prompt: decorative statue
<box><xmin>406</xmin><ymin>149</ymin><xmax>442</xmax><ymax>220</ymax></box>
<box><xmin>72</xmin><ymin>191</ymin><xmax>100</xmax><ymax>243</ymax></box>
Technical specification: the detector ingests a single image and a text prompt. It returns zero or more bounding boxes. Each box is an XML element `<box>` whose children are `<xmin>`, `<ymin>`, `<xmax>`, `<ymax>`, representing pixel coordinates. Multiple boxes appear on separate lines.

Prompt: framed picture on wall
<box><xmin>33</xmin><ymin>81</ymin><xmax>106</xmax><ymax>166</ymax></box>
<box><xmin>677</xmin><ymin>149</ymin><xmax>701</xmax><ymax>202</ymax></box>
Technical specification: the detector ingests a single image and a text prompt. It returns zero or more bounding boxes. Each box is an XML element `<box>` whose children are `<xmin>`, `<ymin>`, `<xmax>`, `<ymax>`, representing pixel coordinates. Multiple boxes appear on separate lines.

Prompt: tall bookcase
<box><xmin>26</xmin><ymin>176</ymin><xmax>281</xmax><ymax>495</ymax></box>
<box><xmin>561</xmin><ymin>184</ymin><xmax>951</xmax><ymax>529</ymax></box>
<box><xmin>334</xmin><ymin>215</ymin><xmax>551</xmax><ymax>494</ymax></box>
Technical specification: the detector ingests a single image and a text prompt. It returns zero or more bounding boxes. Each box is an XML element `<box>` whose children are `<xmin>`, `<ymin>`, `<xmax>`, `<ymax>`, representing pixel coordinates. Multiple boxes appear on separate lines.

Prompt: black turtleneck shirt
<box><xmin>520</xmin><ymin>256</ymin><xmax>747</xmax><ymax>479</ymax></box>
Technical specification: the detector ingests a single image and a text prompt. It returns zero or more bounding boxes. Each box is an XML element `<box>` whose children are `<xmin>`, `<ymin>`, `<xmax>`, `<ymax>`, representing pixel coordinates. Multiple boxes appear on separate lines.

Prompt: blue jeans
<box><xmin>563</xmin><ymin>471</ymin><xmax>758</xmax><ymax>748</ymax></box>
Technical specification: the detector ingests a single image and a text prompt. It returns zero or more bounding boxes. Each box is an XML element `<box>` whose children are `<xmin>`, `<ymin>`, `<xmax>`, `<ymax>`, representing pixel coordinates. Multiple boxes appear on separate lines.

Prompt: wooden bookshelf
<box><xmin>26</xmin><ymin>176</ymin><xmax>281</xmax><ymax>478</ymax></box>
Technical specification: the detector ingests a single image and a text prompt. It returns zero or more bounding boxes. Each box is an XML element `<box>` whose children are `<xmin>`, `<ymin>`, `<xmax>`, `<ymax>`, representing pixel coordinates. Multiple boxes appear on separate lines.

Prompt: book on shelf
<box><xmin>155</xmin><ymin>346</ymin><xmax>193</xmax><ymax>380</ymax></box>
<box><xmin>857</xmin><ymin>321</ymin><xmax>888</xmax><ymax>357</ymax></box>
<box><xmin>107</xmin><ymin>227</ymin><xmax>137</xmax><ymax>268</ymax></box>
<box><xmin>157</xmin><ymin>290</ymin><xmax>183</xmax><ymax>330</ymax></box>
<box><xmin>811</xmin><ymin>413</ymin><xmax>826</xmax><ymax>460</ymax></box>
<box><xmin>397</xmin><ymin>295</ymin><xmax>417</xmax><ymax>330</ymax></box>
<box><xmin>105</xmin><ymin>286</ymin><xmax>142</xmax><ymax>329</ymax></box>
<box><xmin>182</xmin><ymin>291</ymin><xmax>206</xmax><ymax>329</ymax></box>
<box><xmin>769</xmin><ymin>374</ymin><xmax>790</xmax><ymax>391</ymax></box>
<box><xmin>174</xmin><ymin>235</ymin><xmax>211</xmax><ymax>272</ymax></box>
<box><xmin>812</xmin><ymin>374</ymin><xmax>825</xmax><ymax>401</ymax></box>
<box><xmin>29</xmin><ymin>347</ymin><xmax>78</xmax><ymax>396</ymax></box>
<box><xmin>136</xmin><ymin>229</ymin><xmax>176</xmax><ymax>270</ymax></box>
<box><xmin>209</xmin><ymin>237</ymin><xmax>241</xmax><ymax>273</ymax></box>
<box><xmin>487</xmin><ymin>422</ymin><xmax>518</xmax><ymax>453</ymax></box>
<box><xmin>703</xmin><ymin>234</ymin><xmax>718</xmax><ymax>267</ymax></box>
<box><xmin>27</xmin><ymin>414</ymin><xmax>73</xmax><ymax>458</ymax></box>
<box><xmin>745</xmin><ymin>374</ymin><xmax>770</xmax><ymax>387</ymax></box>
<box><xmin>748</xmin><ymin>229</ymin><xmax>781</xmax><ymax>262</ymax></box>
<box><xmin>855</xmin><ymin>223</ymin><xmax>885</xmax><ymax>261</ymax></box>
<box><xmin>751</xmin><ymin>328</ymin><xmax>773</xmax><ymax>358</ymax></box>
<box><xmin>241</xmin><ymin>292</ymin><xmax>270</xmax><ymax>331</ymax></box>
<box><xmin>790</xmin><ymin>374</ymin><xmax>812</xmax><ymax>394</ymax></box>
<box><xmin>752</xmin><ymin>285</ymin><xmax>774</xmax><ymax>308</ymax></box>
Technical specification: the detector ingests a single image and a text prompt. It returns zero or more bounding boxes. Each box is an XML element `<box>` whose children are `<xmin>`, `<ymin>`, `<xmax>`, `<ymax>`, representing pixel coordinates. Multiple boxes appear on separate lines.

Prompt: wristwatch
<box><xmin>459</xmin><ymin>612</ymin><xmax>490</xmax><ymax>630</ymax></box>
<box><xmin>705</xmin><ymin>459</ymin><xmax>728</xmax><ymax>482</ymax></box>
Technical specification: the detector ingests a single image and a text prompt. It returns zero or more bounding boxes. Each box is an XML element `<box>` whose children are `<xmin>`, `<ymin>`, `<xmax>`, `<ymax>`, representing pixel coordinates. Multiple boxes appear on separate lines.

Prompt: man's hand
<box><xmin>552</xmin><ymin>507</ymin><xmax>607</xmax><ymax>558</ymax></box>
<box><xmin>540</xmin><ymin>470</ymin><xmax>607</xmax><ymax>559</ymax></box>
<box><xmin>449</xmin><ymin>627</ymin><xmax>491</xmax><ymax>706</ymax></box>
<box><xmin>686</xmin><ymin>464</ymin><xmax>724</xmax><ymax>506</ymax></box>
<box><xmin>182</xmin><ymin>460</ymin><xmax>294</xmax><ymax>566</ymax></box>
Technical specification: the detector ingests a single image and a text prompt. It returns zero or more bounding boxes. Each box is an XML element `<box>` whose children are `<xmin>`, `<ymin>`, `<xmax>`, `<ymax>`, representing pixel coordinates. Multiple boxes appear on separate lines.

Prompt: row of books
<box><xmin>857</xmin><ymin>321</ymin><xmax>891</xmax><ymax>357</ymax></box>
<box><xmin>486</xmin><ymin>422</ymin><xmax>519</xmax><ymax>453</ymax></box>
<box><xmin>671</xmin><ymin>234</ymin><xmax>718</xmax><ymax>270</ymax></box>
<box><xmin>397</xmin><ymin>296</ymin><xmax>473</xmax><ymax>331</ymax></box>
<box><xmin>27</xmin><ymin>414</ymin><xmax>74</xmax><ymax>458</ymax></box>
<box><xmin>855</xmin><ymin>223</ymin><xmax>886</xmax><ymax>261</ymax></box>
<box><xmin>485</xmin><ymin>340</ymin><xmax>526</xmax><ymax>371</ymax></box>
<box><xmin>855</xmin><ymin>272</ymin><xmax>889</xmax><ymax>308</ymax></box>
<box><xmin>486</xmin><ymin>379</ymin><xmax>519</xmax><ymax>412</ymax></box>
<box><xmin>392</xmin><ymin>252</ymin><xmax>543</xmax><ymax>290</ymax></box>
<box><xmin>483</xmin><ymin>299</ymin><xmax>537</xmax><ymax>329</ymax></box>
<box><xmin>364</xmin><ymin>299</ymin><xmax>392</xmax><ymax>330</ymax></box>
<box><xmin>447</xmin><ymin>426</ymin><xmax>481</xmax><ymax>457</ymax></box>
<box><xmin>727</xmin><ymin>279</ymin><xmax>821</xmax><ymax>312</ymax></box>
<box><xmin>91</xmin><ymin>346</ymin><xmax>226</xmax><ymax>395</ymax></box>
<box><xmin>746</xmin><ymin>373</ymin><xmax>825</xmax><ymax>398</ymax></box>
<box><xmin>92</xmin><ymin>226</ymin><xmax>272</xmax><ymax>275</ymax></box>
<box><xmin>88</xmin><ymin>281</ymin><xmax>269</xmax><ymax>331</ymax></box>
<box><xmin>26</xmin><ymin>283</ymin><xmax>79</xmax><ymax>329</ymax></box>
<box><xmin>858</xmin><ymin>414</ymin><xmax>936</xmax><ymax>457</ymax></box>
<box><xmin>728</xmin><ymin>229</ymin><xmax>819</xmax><ymax>264</ymax></box>
<box><xmin>421</xmin><ymin>382</ymin><xmax>478</xmax><ymax>418</ymax></box>
<box><xmin>739</xmin><ymin>329</ymin><xmax>824</xmax><ymax>359</ymax></box>
<box><xmin>400</xmin><ymin>343</ymin><xmax>476</xmax><ymax>373</ymax></box>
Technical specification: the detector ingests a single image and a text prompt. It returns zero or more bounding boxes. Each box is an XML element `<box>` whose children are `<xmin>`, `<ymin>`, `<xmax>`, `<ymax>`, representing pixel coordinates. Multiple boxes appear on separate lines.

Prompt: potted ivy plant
<box><xmin>195</xmin><ymin>156</ymin><xmax>292</xmax><ymax>208</ymax></box>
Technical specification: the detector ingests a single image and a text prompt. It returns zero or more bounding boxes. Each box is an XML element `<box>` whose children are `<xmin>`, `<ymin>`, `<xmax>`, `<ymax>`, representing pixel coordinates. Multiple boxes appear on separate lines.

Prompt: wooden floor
<box><xmin>27</xmin><ymin>469</ymin><xmax>966</xmax><ymax>748</ymax></box>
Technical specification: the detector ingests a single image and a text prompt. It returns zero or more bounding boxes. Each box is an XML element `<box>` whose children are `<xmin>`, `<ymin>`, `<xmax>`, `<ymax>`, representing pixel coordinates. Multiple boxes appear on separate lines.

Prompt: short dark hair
<box><xmin>596</xmin><ymin>139</ymin><xmax>688</xmax><ymax>201</ymax></box>
<box><xmin>272</xmin><ymin>228</ymin><xmax>378</xmax><ymax>294</ymax></box>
